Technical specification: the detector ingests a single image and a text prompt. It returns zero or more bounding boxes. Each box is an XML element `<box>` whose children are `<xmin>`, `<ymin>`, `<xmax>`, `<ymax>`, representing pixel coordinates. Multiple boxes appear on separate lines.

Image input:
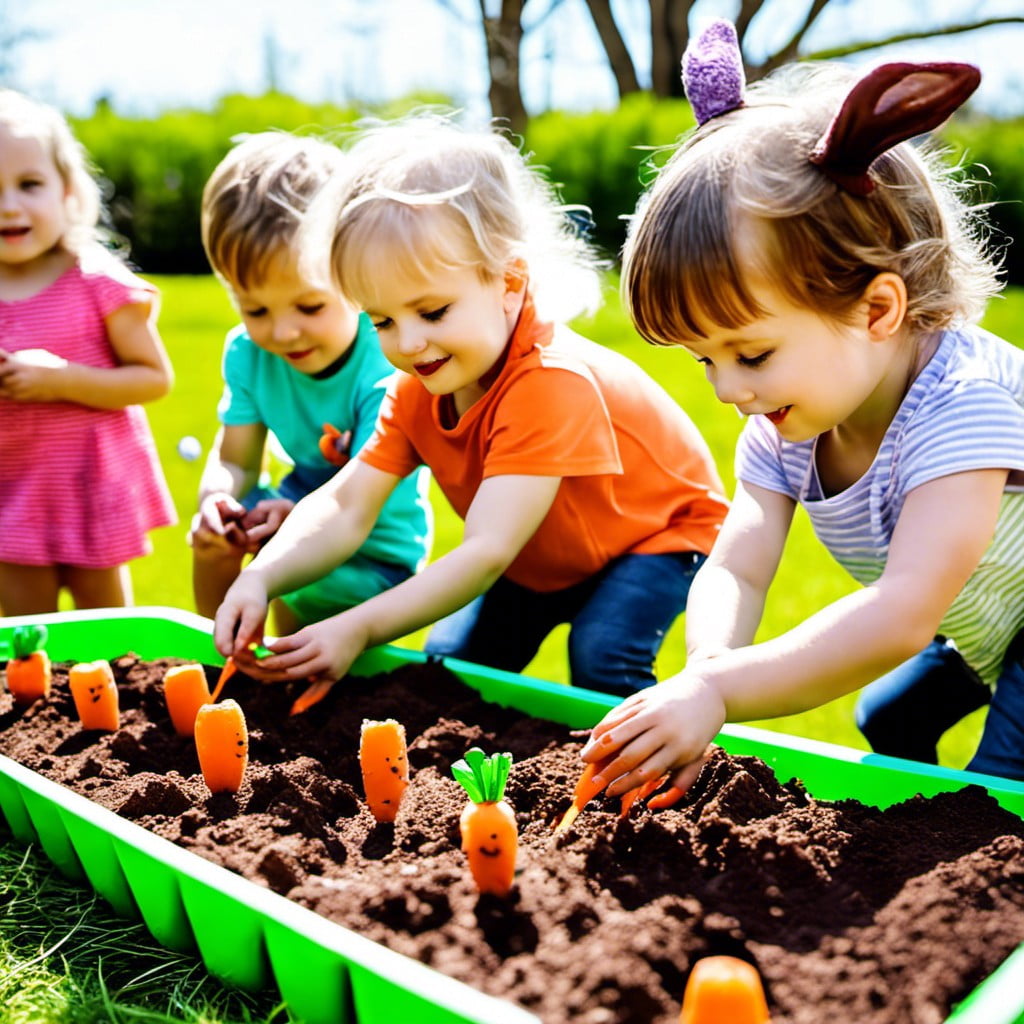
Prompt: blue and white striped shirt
<box><xmin>737</xmin><ymin>325</ymin><xmax>1024</xmax><ymax>687</ymax></box>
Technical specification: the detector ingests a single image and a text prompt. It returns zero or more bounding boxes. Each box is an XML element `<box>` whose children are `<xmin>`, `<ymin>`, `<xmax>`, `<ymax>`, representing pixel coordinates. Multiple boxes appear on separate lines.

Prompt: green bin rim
<box><xmin>1</xmin><ymin>606</ymin><xmax>1022</xmax><ymax>1024</ymax></box>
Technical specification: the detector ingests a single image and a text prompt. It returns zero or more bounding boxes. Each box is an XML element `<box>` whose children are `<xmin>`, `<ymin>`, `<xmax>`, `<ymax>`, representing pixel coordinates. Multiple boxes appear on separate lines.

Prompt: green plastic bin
<box><xmin>1</xmin><ymin>607</ymin><xmax>1022</xmax><ymax>1024</ymax></box>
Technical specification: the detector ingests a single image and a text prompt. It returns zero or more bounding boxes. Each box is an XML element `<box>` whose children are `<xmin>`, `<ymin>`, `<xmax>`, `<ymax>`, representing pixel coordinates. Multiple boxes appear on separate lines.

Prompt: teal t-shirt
<box><xmin>217</xmin><ymin>312</ymin><xmax>431</xmax><ymax>574</ymax></box>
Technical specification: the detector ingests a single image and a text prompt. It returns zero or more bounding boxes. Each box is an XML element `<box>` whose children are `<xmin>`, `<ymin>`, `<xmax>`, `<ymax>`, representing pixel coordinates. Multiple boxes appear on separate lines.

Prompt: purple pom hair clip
<box><xmin>681</xmin><ymin>19</ymin><xmax>980</xmax><ymax>197</ymax></box>
<box><xmin>682</xmin><ymin>19</ymin><xmax>745</xmax><ymax>126</ymax></box>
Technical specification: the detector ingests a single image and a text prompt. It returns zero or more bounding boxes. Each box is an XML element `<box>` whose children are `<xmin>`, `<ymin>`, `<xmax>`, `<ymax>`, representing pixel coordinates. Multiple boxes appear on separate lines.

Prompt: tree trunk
<box><xmin>480</xmin><ymin>0</ymin><xmax>528</xmax><ymax>133</ymax></box>
<box><xmin>582</xmin><ymin>0</ymin><xmax>641</xmax><ymax>97</ymax></box>
<box><xmin>649</xmin><ymin>0</ymin><xmax>698</xmax><ymax>97</ymax></box>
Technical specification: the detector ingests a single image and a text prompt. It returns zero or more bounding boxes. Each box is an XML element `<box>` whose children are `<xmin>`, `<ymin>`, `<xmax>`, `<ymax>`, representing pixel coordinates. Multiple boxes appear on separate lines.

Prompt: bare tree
<box><xmin>584</xmin><ymin>0</ymin><xmax>1024</xmax><ymax>98</ymax></box>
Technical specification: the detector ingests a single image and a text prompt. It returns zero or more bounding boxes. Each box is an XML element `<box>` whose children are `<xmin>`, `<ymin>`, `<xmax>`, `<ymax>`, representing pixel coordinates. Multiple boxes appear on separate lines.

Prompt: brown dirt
<box><xmin>1</xmin><ymin>653</ymin><xmax>1023</xmax><ymax>1024</ymax></box>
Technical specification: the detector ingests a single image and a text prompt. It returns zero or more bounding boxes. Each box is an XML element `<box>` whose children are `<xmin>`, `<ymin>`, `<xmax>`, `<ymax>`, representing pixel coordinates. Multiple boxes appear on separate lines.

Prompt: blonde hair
<box><xmin>310</xmin><ymin>114</ymin><xmax>601</xmax><ymax>323</ymax></box>
<box><xmin>623</xmin><ymin>62</ymin><xmax>1001</xmax><ymax>346</ymax></box>
<box><xmin>201</xmin><ymin>131</ymin><xmax>346</xmax><ymax>290</ymax></box>
<box><xmin>0</xmin><ymin>89</ymin><xmax>104</xmax><ymax>256</ymax></box>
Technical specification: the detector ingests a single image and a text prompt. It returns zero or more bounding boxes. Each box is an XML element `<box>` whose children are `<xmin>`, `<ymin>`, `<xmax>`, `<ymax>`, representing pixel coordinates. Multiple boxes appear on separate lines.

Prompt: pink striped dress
<box><xmin>0</xmin><ymin>257</ymin><xmax>176</xmax><ymax>568</ymax></box>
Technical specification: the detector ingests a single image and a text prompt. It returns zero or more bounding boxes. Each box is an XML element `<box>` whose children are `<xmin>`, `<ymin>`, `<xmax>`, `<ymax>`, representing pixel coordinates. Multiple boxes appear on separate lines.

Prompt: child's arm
<box><xmin>684</xmin><ymin>481</ymin><xmax>795</xmax><ymax>661</ymax></box>
<box><xmin>190</xmin><ymin>423</ymin><xmax>271</xmax><ymax>617</ymax></box>
<box><xmin>583</xmin><ymin>467</ymin><xmax>1008</xmax><ymax>795</ymax></box>
<box><xmin>0</xmin><ymin>296</ymin><xmax>172</xmax><ymax>408</ymax></box>
<box><xmin>226</xmin><ymin>472</ymin><xmax>561</xmax><ymax>682</ymax></box>
<box><xmin>213</xmin><ymin>457</ymin><xmax>403</xmax><ymax>655</ymax></box>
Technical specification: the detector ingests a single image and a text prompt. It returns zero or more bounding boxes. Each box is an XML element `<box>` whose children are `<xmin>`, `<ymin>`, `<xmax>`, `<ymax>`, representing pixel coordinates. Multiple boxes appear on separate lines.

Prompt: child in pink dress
<box><xmin>0</xmin><ymin>89</ymin><xmax>175</xmax><ymax>614</ymax></box>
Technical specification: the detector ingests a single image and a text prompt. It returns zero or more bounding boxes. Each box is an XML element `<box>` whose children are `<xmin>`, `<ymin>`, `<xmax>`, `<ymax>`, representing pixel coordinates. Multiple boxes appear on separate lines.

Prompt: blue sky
<box><xmin>10</xmin><ymin>0</ymin><xmax>1024</xmax><ymax>121</ymax></box>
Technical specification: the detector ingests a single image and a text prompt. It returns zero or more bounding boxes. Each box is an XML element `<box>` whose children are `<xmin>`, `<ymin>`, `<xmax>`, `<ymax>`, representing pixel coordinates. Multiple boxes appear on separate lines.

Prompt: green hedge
<box><xmin>69</xmin><ymin>92</ymin><xmax>1022</xmax><ymax>283</ymax></box>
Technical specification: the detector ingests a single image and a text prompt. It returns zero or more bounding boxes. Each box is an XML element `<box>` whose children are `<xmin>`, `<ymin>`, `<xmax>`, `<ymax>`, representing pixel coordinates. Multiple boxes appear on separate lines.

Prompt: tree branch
<box><xmin>804</xmin><ymin>17</ymin><xmax>1024</xmax><ymax>62</ymax></box>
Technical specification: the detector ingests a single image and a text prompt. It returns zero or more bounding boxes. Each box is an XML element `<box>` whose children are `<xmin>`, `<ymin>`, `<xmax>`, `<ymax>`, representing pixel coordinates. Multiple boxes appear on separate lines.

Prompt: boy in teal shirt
<box><xmin>191</xmin><ymin>132</ymin><xmax>431</xmax><ymax>632</ymax></box>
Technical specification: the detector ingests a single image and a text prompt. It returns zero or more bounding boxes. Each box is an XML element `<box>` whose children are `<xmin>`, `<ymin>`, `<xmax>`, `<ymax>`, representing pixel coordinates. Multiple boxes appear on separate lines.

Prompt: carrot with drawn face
<box><xmin>68</xmin><ymin>661</ymin><xmax>120</xmax><ymax>731</ymax></box>
<box><xmin>359</xmin><ymin>718</ymin><xmax>409</xmax><ymax>822</ymax></box>
<box><xmin>451</xmin><ymin>748</ymin><xmax>517</xmax><ymax>897</ymax></box>
<box><xmin>194</xmin><ymin>699</ymin><xmax>248</xmax><ymax>793</ymax></box>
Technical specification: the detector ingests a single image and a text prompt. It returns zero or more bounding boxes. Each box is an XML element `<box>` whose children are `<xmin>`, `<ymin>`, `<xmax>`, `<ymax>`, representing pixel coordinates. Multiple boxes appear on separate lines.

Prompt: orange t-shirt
<box><xmin>359</xmin><ymin>298</ymin><xmax>728</xmax><ymax>592</ymax></box>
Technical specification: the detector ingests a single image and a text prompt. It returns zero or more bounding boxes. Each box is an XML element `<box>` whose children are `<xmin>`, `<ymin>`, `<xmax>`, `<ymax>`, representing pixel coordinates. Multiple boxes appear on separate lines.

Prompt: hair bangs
<box><xmin>333</xmin><ymin>199</ymin><xmax>481</xmax><ymax>307</ymax></box>
<box><xmin>624</xmin><ymin>170</ymin><xmax>767</xmax><ymax>346</ymax></box>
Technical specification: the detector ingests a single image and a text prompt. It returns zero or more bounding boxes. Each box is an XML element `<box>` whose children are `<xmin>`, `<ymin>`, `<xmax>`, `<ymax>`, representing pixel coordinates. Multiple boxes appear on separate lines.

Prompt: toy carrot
<box><xmin>451</xmin><ymin>748</ymin><xmax>517</xmax><ymax>897</ymax></box>
<box><xmin>3</xmin><ymin>625</ymin><xmax>52</xmax><ymax>705</ymax></box>
<box><xmin>679</xmin><ymin>955</ymin><xmax>771</xmax><ymax>1024</ymax></box>
<box><xmin>554</xmin><ymin>755</ymin><xmax>614</xmax><ymax>834</ymax></box>
<box><xmin>209</xmin><ymin>656</ymin><xmax>237</xmax><ymax>703</ymax></box>
<box><xmin>289</xmin><ymin>677</ymin><xmax>335</xmax><ymax>716</ymax></box>
<box><xmin>359</xmin><ymin>718</ymin><xmax>410</xmax><ymax>823</ymax></box>
<box><xmin>68</xmin><ymin>660</ymin><xmax>120</xmax><ymax>731</ymax></box>
<box><xmin>194</xmin><ymin>698</ymin><xmax>248</xmax><ymax>793</ymax></box>
<box><xmin>163</xmin><ymin>663</ymin><xmax>212</xmax><ymax>736</ymax></box>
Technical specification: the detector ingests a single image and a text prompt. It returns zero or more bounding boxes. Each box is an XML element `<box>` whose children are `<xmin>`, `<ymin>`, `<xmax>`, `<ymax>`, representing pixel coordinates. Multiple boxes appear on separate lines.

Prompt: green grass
<box><xmin>4</xmin><ymin>273</ymin><xmax>1020</xmax><ymax>1023</ymax></box>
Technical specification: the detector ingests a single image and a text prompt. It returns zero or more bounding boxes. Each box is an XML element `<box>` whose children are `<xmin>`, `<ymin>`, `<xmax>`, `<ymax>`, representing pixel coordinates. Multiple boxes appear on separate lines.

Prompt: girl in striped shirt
<box><xmin>582</xmin><ymin>23</ymin><xmax>1024</xmax><ymax>792</ymax></box>
<box><xmin>0</xmin><ymin>90</ymin><xmax>175</xmax><ymax>614</ymax></box>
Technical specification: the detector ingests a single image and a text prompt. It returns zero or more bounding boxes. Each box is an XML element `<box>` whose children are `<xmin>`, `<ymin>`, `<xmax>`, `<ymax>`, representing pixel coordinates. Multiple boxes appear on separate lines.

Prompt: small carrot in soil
<box><xmin>194</xmin><ymin>698</ymin><xmax>248</xmax><ymax>793</ymax></box>
<box><xmin>163</xmin><ymin>663</ymin><xmax>212</xmax><ymax>736</ymax></box>
<box><xmin>359</xmin><ymin>718</ymin><xmax>409</xmax><ymax>822</ymax></box>
<box><xmin>451</xmin><ymin>748</ymin><xmax>518</xmax><ymax>897</ymax></box>
<box><xmin>3</xmin><ymin>625</ymin><xmax>52</xmax><ymax>705</ymax></box>
<box><xmin>289</xmin><ymin>677</ymin><xmax>335</xmax><ymax>716</ymax></box>
<box><xmin>554</xmin><ymin>754</ymin><xmax>615</xmax><ymax>834</ymax></box>
<box><xmin>209</xmin><ymin>657</ymin><xmax>237</xmax><ymax>703</ymax></box>
<box><xmin>68</xmin><ymin>661</ymin><xmax>120</xmax><ymax>731</ymax></box>
<box><xmin>679</xmin><ymin>955</ymin><xmax>771</xmax><ymax>1024</ymax></box>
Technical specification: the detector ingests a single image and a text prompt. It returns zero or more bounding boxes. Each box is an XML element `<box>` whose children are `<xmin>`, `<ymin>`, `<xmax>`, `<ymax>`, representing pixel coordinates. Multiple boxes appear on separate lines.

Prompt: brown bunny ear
<box><xmin>809</xmin><ymin>62</ymin><xmax>980</xmax><ymax>196</ymax></box>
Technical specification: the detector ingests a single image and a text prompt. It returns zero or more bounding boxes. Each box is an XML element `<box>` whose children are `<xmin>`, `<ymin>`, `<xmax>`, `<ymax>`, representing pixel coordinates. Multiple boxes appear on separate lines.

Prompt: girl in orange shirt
<box><xmin>214</xmin><ymin>115</ymin><xmax>727</xmax><ymax>699</ymax></box>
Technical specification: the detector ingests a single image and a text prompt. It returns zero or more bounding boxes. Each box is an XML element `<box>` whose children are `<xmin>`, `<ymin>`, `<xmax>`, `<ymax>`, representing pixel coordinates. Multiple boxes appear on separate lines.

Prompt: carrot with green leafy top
<box><xmin>163</xmin><ymin>663</ymin><xmax>213</xmax><ymax>736</ymax></box>
<box><xmin>359</xmin><ymin>718</ymin><xmax>409</xmax><ymax>822</ymax></box>
<box><xmin>194</xmin><ymin>698</ymin><xmax>248</xmax><ymax>793</ymax></box>
<box><xmin>451</xmin><ymin>748</ymin><xmax>517</xmax><ymax>897</ymax></box>
<box><xmin>68</xmin><ymin>660</ymin><xmax>120</xmax><ymax>731</ymax></box>
<box><xmin>3</xmin><ymin>625</ymin><xmax>51</xmax><ymax>705</ymax></box>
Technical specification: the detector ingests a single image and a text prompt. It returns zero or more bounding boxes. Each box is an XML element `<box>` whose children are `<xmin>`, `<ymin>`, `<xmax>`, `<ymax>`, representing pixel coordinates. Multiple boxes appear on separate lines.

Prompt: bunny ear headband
<box><xmin>681</xmin><ymin>18</ymin><xmax>981</xmax><ymax>196</ymax></box>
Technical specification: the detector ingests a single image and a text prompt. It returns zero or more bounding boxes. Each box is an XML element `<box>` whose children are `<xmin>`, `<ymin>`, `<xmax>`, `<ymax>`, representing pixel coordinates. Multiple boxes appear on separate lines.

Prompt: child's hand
<box><xmin>0</xmin><ymin>348</ymin><xmax>68</xmax><ymax>402</ymax></box>
<box><xmin>242</xmin><ymin>498</ymin><xmax>294</xmax><ymax>546</ymax></box>
<box><xmin>579</xmin><ymin>671</ymin><xmax>727</xmax><ymax>797</ymax></box>
<box><xmin>236</xmin><ymin>611</ymin><xmax>371</xmax><ymax>685</ymax></box>
<box><xmin>213</xmin><ymin>572</ymin><xmax>269</xmax><ymax>658</ymax></box>
<box><xmin>189</xmin><ymin>494</ymin><xmax>255</xmax><ymax>554</ymax></box>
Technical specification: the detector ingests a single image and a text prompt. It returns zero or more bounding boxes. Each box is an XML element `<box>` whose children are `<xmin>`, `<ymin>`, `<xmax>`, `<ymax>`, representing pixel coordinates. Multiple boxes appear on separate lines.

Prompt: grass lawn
<box><xmin>3</xmin><ymin>273</ymin><xmax>1020</xmax><ymax>1023</ymax></box>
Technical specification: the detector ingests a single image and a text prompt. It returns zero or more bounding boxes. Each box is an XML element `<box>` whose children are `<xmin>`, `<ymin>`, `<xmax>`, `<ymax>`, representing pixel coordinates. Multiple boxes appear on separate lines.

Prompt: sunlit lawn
<box><xmin>4</xmin><ymin>273</ymin><xmax>1020</xmax><ymax>1024</ymax></box>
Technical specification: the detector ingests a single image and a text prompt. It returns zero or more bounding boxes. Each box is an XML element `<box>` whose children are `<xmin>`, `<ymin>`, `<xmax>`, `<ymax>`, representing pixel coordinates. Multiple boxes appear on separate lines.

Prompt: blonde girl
<box><xmin>583</xmin><ymin>21</ymin><xmax>1024</xmax><ymax>795</ymax></box>
<box><xmin>214</xmin><ymin>114</ymin><xmax>727</xmax><ymax>703</ymax></box>
<box><xmin>0</xmin><ymin>89</ymin><xmax>175</xmax><ymax>614</ymax></box>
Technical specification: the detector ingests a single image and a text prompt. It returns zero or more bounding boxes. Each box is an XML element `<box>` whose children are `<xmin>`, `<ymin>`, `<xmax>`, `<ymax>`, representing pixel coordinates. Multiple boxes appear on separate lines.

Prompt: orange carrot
<box><xmin>451</xmin><ymin>748</ymin><xmax>517</xmax><ymax>897</ymax></box>
<box><xmin>209</xmin><ymin>656</ymin><xmax>237</xmax><ymax>703</ymax></box>
<box><xmin>318</xmin><ymin>423</ymin><xmax>351</xmax><ymax>467</ymax></box>
<box><xmin>359</xmin><ymin>718</ymin><xmax>410</xmax><ymax>822</ymax></box>
<box><xmin>679</xmin><ymin>956</ymin><xmax>771</xmax><ymax>1024</ymax></box>
<box><xmin>554</xmin><ymin>754</ymin><xmax>615</xmax><ymax>834</ymax></box>
<box><xmin>619</xmin><ymin>773</ymin><xmax>669</xmax><ymax>819</ymax></box>
<box><xmin>4</xmin><ymin>625</ymin><xmax>52</xmax><ymax>705</ymax></box>
<box><xmin>68</xmin><ymin>661</ymin><xmax>120</xmax><ymax>731</ymax></box>
<box><xmin>194</xmin><ymin>698</ymin><xmax>248</xmax><ymax>793</ymax></box>
<box><xmin>289</xmin><ymin>678</ymin><xmax>335</xmax><ymax>716</ymax></box>
<box><xmin>163</xmin><ymin>663</ymin><xmax>213</xmax><ymax>736</ymax></box>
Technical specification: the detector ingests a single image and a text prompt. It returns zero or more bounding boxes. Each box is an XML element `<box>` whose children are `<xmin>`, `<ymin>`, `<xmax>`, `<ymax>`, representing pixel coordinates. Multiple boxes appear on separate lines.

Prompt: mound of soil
<box><xmin>1</xmin><ymin>653</ymin><xmax>1023</xmax><ymax>1024</ymax></box>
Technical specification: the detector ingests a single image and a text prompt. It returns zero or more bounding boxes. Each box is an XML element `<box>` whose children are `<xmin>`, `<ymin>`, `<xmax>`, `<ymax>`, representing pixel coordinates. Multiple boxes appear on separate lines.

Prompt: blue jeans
<box><xmin>855</xmin><ymin>632</ymin><xmax>1024</xmax><ymax>781</ymax></box>
<box><xmin>424</xmin><ymin>552</ymin><xmax>705</xmax><ymax>698</ymax></box>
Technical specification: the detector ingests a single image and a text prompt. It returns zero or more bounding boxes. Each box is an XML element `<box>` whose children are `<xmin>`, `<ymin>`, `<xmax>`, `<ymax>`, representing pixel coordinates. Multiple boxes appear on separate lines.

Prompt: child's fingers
<box><xmin>593</xmin><ymin>731</ymin><xmax>671</xmax><ymax>797</ymax></box>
